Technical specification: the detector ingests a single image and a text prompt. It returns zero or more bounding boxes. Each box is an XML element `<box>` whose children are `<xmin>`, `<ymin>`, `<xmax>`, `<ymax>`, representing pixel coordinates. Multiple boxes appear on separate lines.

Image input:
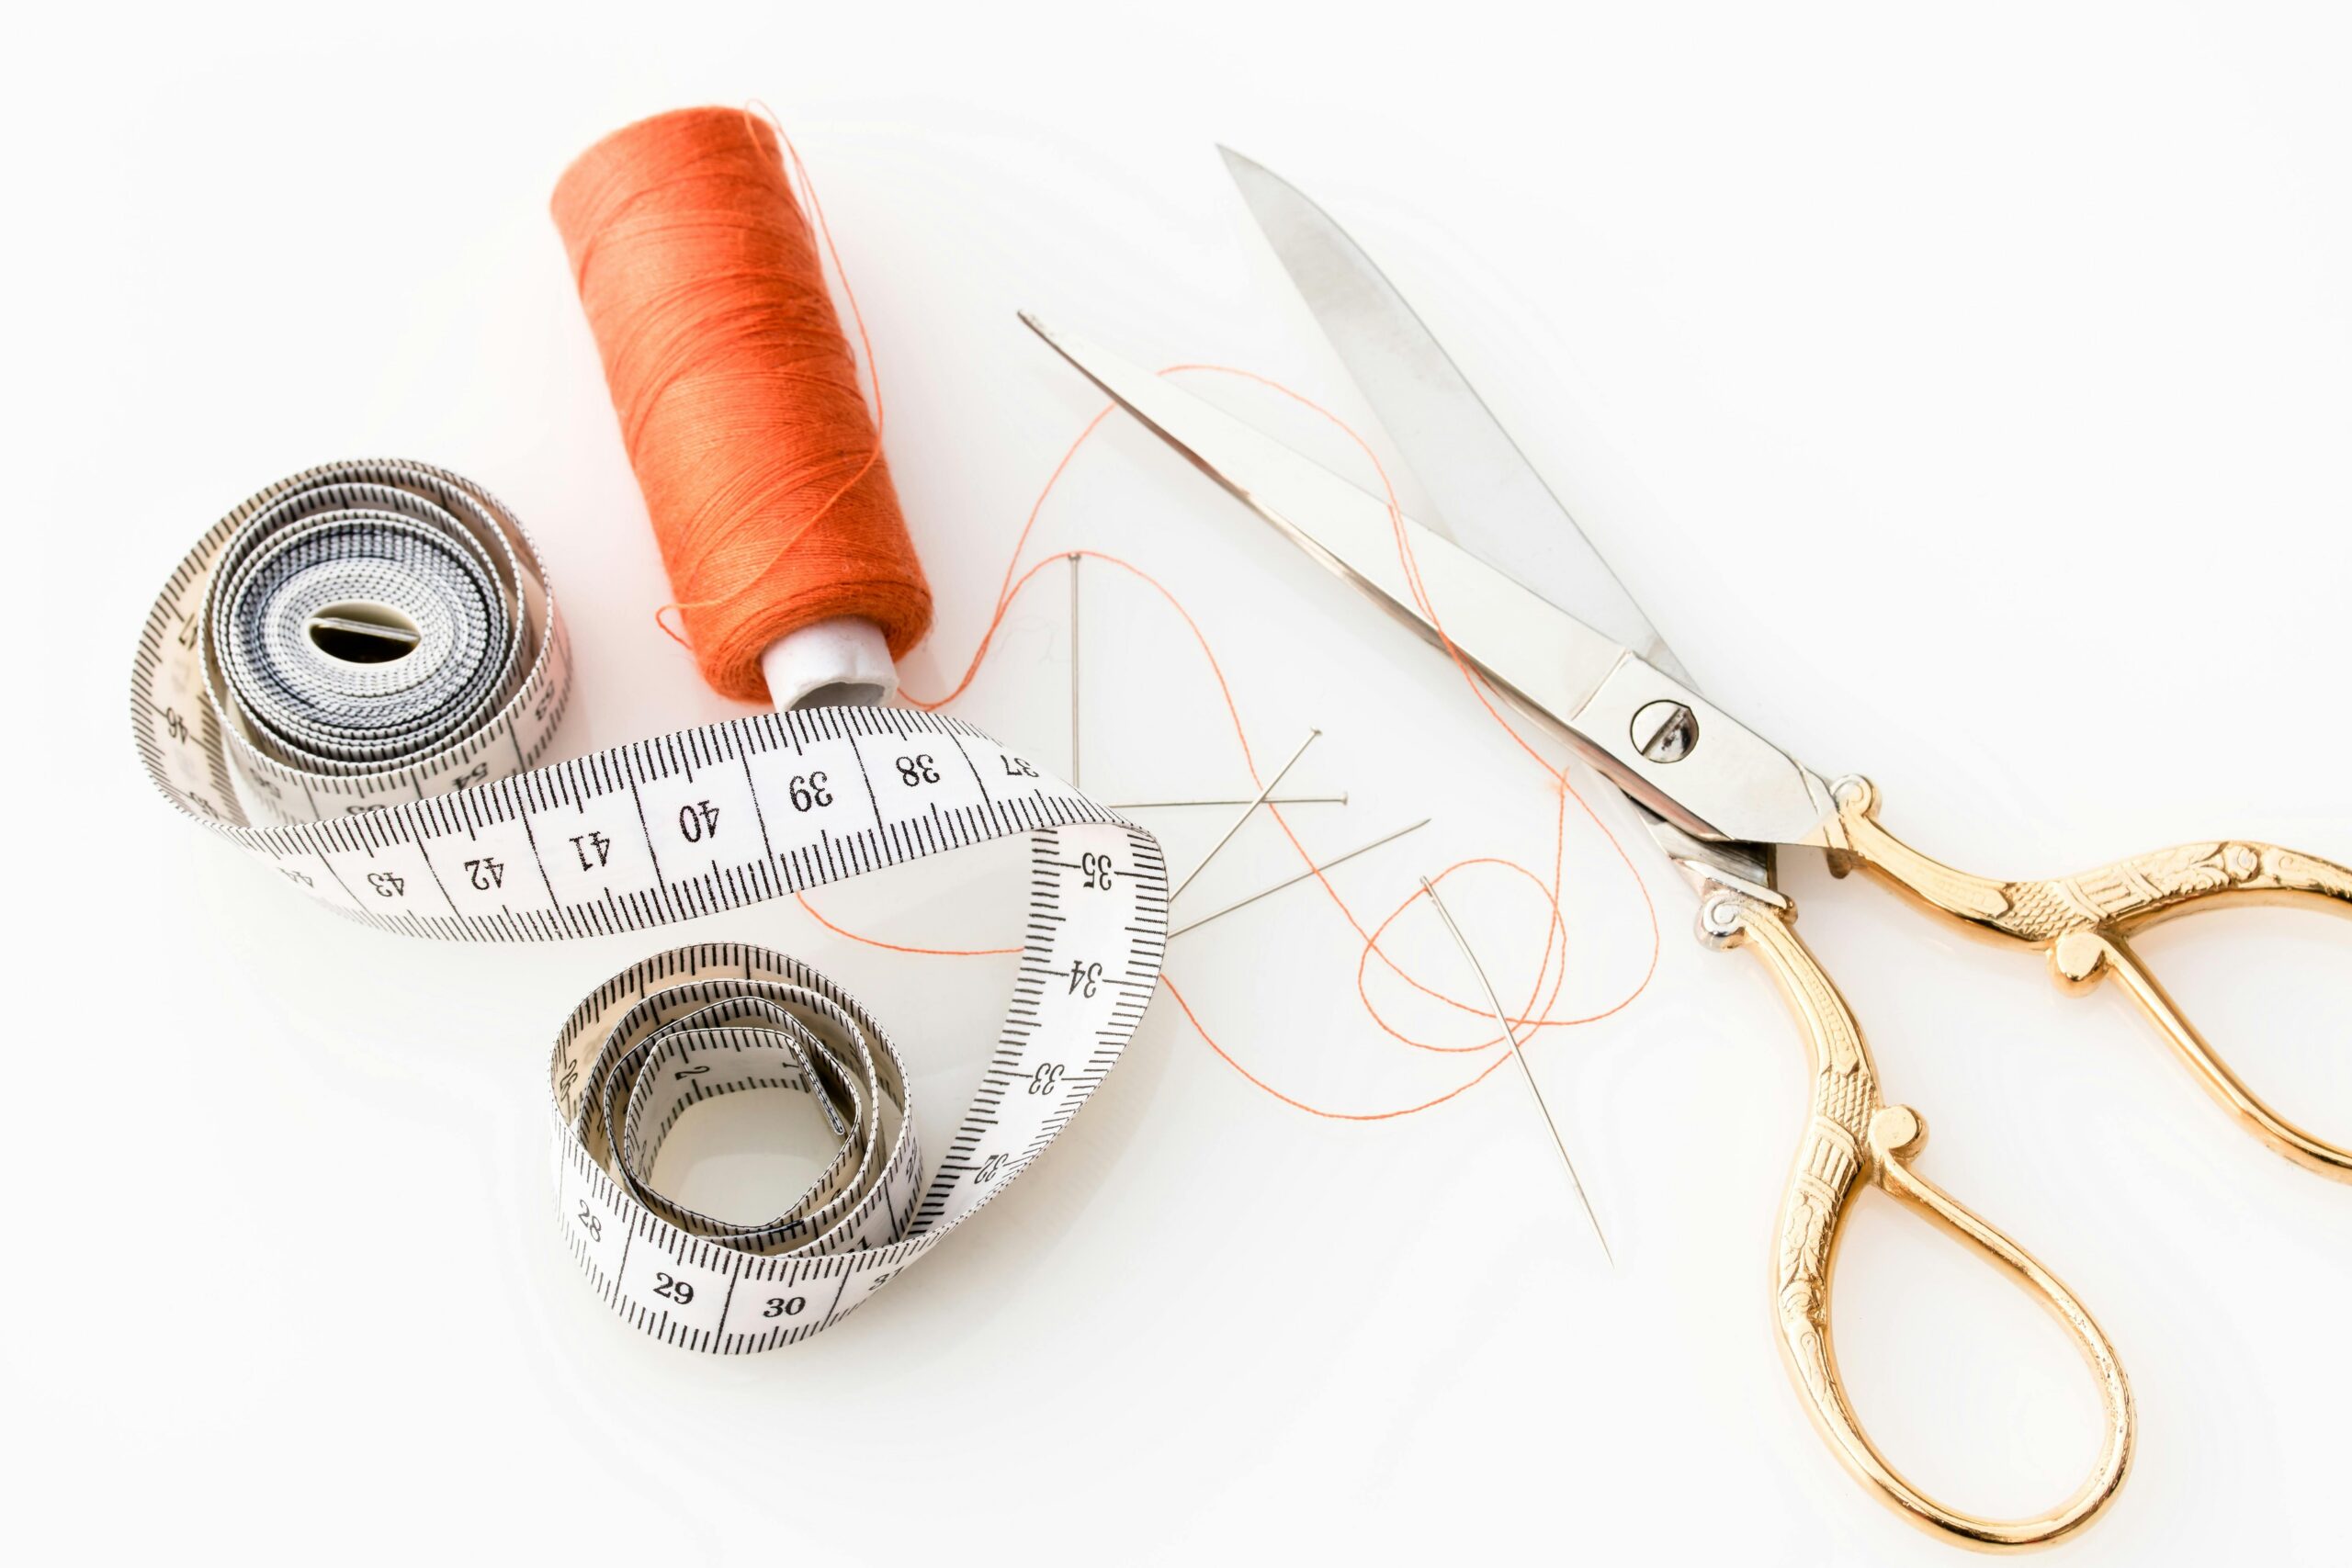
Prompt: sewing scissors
<box><xmin>1022</xmin><ymin>148</ymin><xmax>2351</xmax><ymax>1551</ymax></box>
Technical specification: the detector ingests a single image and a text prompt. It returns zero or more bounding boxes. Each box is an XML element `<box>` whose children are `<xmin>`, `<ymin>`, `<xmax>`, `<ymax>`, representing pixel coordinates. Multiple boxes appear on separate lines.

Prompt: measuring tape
<box><xmin>131</xmin><ymin>458</ymin><xmax>1168</xmax><ymax>1350</ymax></box>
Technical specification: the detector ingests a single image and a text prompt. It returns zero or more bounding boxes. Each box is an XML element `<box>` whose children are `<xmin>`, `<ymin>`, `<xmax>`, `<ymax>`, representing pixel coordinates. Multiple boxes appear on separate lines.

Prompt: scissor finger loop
<box><xmin>2056</xmin><ymin>927</ymin><xmax>2352</xmax><ymax>1179</ymax></box>
<box><xmin>1702</xmin><ymin>880</ymin><xmax>2135</xmax><ymax>1551</ymax></box>
<box><xmin>1820</xmin><ymin>775</ymin><xmax>2352</xmax><ymax>1180</ymax></box>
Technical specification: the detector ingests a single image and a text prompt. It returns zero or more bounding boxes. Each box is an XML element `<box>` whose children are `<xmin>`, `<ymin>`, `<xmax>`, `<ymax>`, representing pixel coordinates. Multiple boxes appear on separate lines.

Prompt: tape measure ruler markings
<box><xmin>132</xmin><ymin>458</ymin><xmax>1169</xmax><ymax>1350</ymax></box>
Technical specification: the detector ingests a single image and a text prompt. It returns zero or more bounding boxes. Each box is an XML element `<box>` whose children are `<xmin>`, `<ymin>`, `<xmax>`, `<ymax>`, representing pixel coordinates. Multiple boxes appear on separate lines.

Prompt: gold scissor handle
<box><xmin>1699</xmin><ymin>883</ymin><xmax>2133</xmax><ymax>1551</ymax></box>
<box><xmin>1819</xmin><ymin>776</ymin><xmax>2352</xmax><ymax>1179</ymax></box>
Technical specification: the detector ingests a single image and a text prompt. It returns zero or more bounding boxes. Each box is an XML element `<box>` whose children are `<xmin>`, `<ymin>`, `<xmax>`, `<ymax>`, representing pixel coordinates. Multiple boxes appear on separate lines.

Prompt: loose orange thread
<box><xmin>877</xmin><ymin>368</ymin><xmax>1663</xmax><ymax>1121</ymax></box>
<box><xmin>570</xmin><ymin>116</ymin><xmax>1664</xmax><ymax>1118</ymax></box>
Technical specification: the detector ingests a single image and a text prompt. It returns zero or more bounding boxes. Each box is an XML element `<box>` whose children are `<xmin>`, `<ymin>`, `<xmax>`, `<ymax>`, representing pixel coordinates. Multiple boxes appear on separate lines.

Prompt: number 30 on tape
<box><xmin>130</xmin><ymin>458</ymin><xmax>1170</xmax><ymax>1349</ymax></box>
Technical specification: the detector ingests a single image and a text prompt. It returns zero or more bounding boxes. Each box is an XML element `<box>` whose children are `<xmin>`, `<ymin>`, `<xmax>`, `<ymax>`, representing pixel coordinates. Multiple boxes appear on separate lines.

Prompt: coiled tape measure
<box><xmin>130</xmin><ymin>458</ymin><xmax>1169</xmax><ymax>1351</ymax></box>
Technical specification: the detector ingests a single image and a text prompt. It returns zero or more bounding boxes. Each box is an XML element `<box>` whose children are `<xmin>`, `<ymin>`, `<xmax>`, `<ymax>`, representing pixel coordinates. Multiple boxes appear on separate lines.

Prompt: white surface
<box><xmin>7</xmin><ymin>2</ymin><xmax>2349</xmax><ymax>1562</ymax></box>
<box><xmin>762</xmin><ymin>615</ymin><xmax>898</xmax><ymax>709</ymax></box>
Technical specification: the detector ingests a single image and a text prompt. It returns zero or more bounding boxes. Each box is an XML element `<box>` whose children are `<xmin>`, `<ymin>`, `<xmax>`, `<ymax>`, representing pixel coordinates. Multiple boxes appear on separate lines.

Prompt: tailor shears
<box><xmin>1023</xmin><ymin>149</ymin><xmax>2351</xmax><ymax>1551</ymax></box>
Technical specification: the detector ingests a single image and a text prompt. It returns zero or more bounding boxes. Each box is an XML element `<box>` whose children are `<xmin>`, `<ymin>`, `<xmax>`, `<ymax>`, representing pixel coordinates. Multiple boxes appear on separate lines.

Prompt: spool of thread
<box><xmin>551</xmin><ymin>107</ymin><xmax>932</xmax><ymax>707</ymax></box>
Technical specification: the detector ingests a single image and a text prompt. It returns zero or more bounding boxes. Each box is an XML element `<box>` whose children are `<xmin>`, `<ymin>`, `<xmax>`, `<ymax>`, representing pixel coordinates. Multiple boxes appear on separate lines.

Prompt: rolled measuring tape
<box><xmin>131</xmin><ymin>458</ymin><xmax>1168</xmax><ymax>1351</ymax></box>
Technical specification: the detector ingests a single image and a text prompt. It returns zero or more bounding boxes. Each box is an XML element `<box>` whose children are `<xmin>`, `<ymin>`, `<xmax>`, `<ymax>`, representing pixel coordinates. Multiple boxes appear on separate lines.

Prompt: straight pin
<box><xmin>1168</xmin><ymin>818</ymin><xmax>1430</xmax><ymax>939</ymax></box>
<box><xmin>1068</xmin><ymin>551</ymin><xmax>1081</xmax><ymax>790</ymax></box>
<box><xmin>1170</xmin><ymin>728</ymin><xmax>1319</xmax><ymax>903</ymax></box>
<box><xmin>1419</xmin><ymin>875</ymin><xmax>1613</xmax><ymax>1268</ymax></box>
<box><xmin>1111</xmin><ymin>794</ymin><xmax>1347</xmax><ymax>810</ymax></box>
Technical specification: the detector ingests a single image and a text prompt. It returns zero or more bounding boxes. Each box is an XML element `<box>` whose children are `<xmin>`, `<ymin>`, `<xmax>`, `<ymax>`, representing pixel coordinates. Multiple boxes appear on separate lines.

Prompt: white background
<box><xmin>7</xmin><ymin>2</ymin><xmax>2349</xmax><ymax>1562</ymax></box>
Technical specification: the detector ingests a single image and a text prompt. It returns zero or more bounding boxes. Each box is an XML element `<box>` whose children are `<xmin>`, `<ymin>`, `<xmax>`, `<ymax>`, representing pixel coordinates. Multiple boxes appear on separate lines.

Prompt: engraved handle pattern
<box><xmin>1700</xmin><ymin>884</ymin><xmax>2133</xmax><ymax>1551</ymax></box>
<box><xmin>1821</xmin><ymin>777</ymin><xmax>2352</xmax><ymax>1179</ymax></box>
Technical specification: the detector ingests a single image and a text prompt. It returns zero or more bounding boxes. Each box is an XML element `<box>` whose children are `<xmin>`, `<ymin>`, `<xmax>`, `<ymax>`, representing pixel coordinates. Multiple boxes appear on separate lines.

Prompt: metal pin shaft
<box><xmin>1419</xmin><ymin>876</ymin><xmax>1613</xmax><ymax>1267</ymax></box>
<box><xmin>1170</xmin><ymin>728</ymin><xmax>1319</xmax><ymax>903</ymax></box>
<box><xmin>1111</xmin><ymin>794</ymin><xmax>1347</xmax><ymax>810</ymax></box>
<box><xmin>1068</xmin><ymin>552</ymin><xmax>1081</xmax><ymax>791</ymax></box>
<box><xmin>1168</xmin><ymin>818</ymin><xmax>1430</xmax><ymax>940</ymax></box>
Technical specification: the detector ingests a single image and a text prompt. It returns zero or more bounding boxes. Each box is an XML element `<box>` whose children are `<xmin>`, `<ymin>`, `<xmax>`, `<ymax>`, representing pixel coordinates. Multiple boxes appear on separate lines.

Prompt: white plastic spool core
<box><xmin>306</xmin><ymin>601</ymin><xmax>424</xmax><ymax>665</ymax></box>
<box><xmin>760</xmin><ymin>616</ymin><xmax>896</xmax><ymax>709</ymax></box>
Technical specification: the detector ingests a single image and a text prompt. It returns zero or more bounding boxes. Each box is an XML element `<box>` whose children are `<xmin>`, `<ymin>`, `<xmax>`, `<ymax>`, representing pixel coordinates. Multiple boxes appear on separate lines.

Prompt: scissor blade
<box><xmin>1022</xmin><ymin>315</ymin><xmax>1838</xmax><ymax>851</ymax></box>
<box><xmin>1219</xmin><ymin>147</ymin><xmax>1689</xmax><ymax>686</ymax></box>
<box><xmin>1023</xmin><ymin>313</ymin><xmax>1630</xmax><ymax>726</ymax></box>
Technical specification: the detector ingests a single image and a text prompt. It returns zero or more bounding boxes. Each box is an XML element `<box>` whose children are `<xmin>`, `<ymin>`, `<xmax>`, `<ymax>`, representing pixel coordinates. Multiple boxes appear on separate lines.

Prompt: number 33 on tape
<box><xmin>131</xmin><ymin>459</ymin><xmax>1170</xmax><ymax>1350</ymax></box>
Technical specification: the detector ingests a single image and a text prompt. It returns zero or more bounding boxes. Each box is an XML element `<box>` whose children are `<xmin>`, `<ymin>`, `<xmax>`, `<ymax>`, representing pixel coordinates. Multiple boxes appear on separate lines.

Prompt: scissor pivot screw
<box><xmin>1631</xmin><ymin>700</ymin><xmax>1699</xmax><ymax>763</ymax></box>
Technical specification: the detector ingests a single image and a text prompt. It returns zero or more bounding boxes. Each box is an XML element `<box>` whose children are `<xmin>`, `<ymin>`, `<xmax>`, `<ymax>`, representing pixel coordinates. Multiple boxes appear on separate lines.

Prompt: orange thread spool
<box><xmin>551</xmin><ymin>107</ymin><xmax>931</xmax><ymax>703</ymax></box>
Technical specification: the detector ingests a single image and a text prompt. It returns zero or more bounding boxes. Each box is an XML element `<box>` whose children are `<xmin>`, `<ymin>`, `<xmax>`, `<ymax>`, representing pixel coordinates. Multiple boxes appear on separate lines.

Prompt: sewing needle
<box><xmin>1167</xmin><ymin>818</ymin><xmax>1429</xmax><ymax>939</ymax></box>
<box><xmin>1419</xmin><ymin>876</ymin><xmax>1613</xmax><ymax>1267</ymax></box>
<box><xmin>1170</xmin><ymin>728</ymin><xmax>1319</xmax><ymax>903</ymax></box>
